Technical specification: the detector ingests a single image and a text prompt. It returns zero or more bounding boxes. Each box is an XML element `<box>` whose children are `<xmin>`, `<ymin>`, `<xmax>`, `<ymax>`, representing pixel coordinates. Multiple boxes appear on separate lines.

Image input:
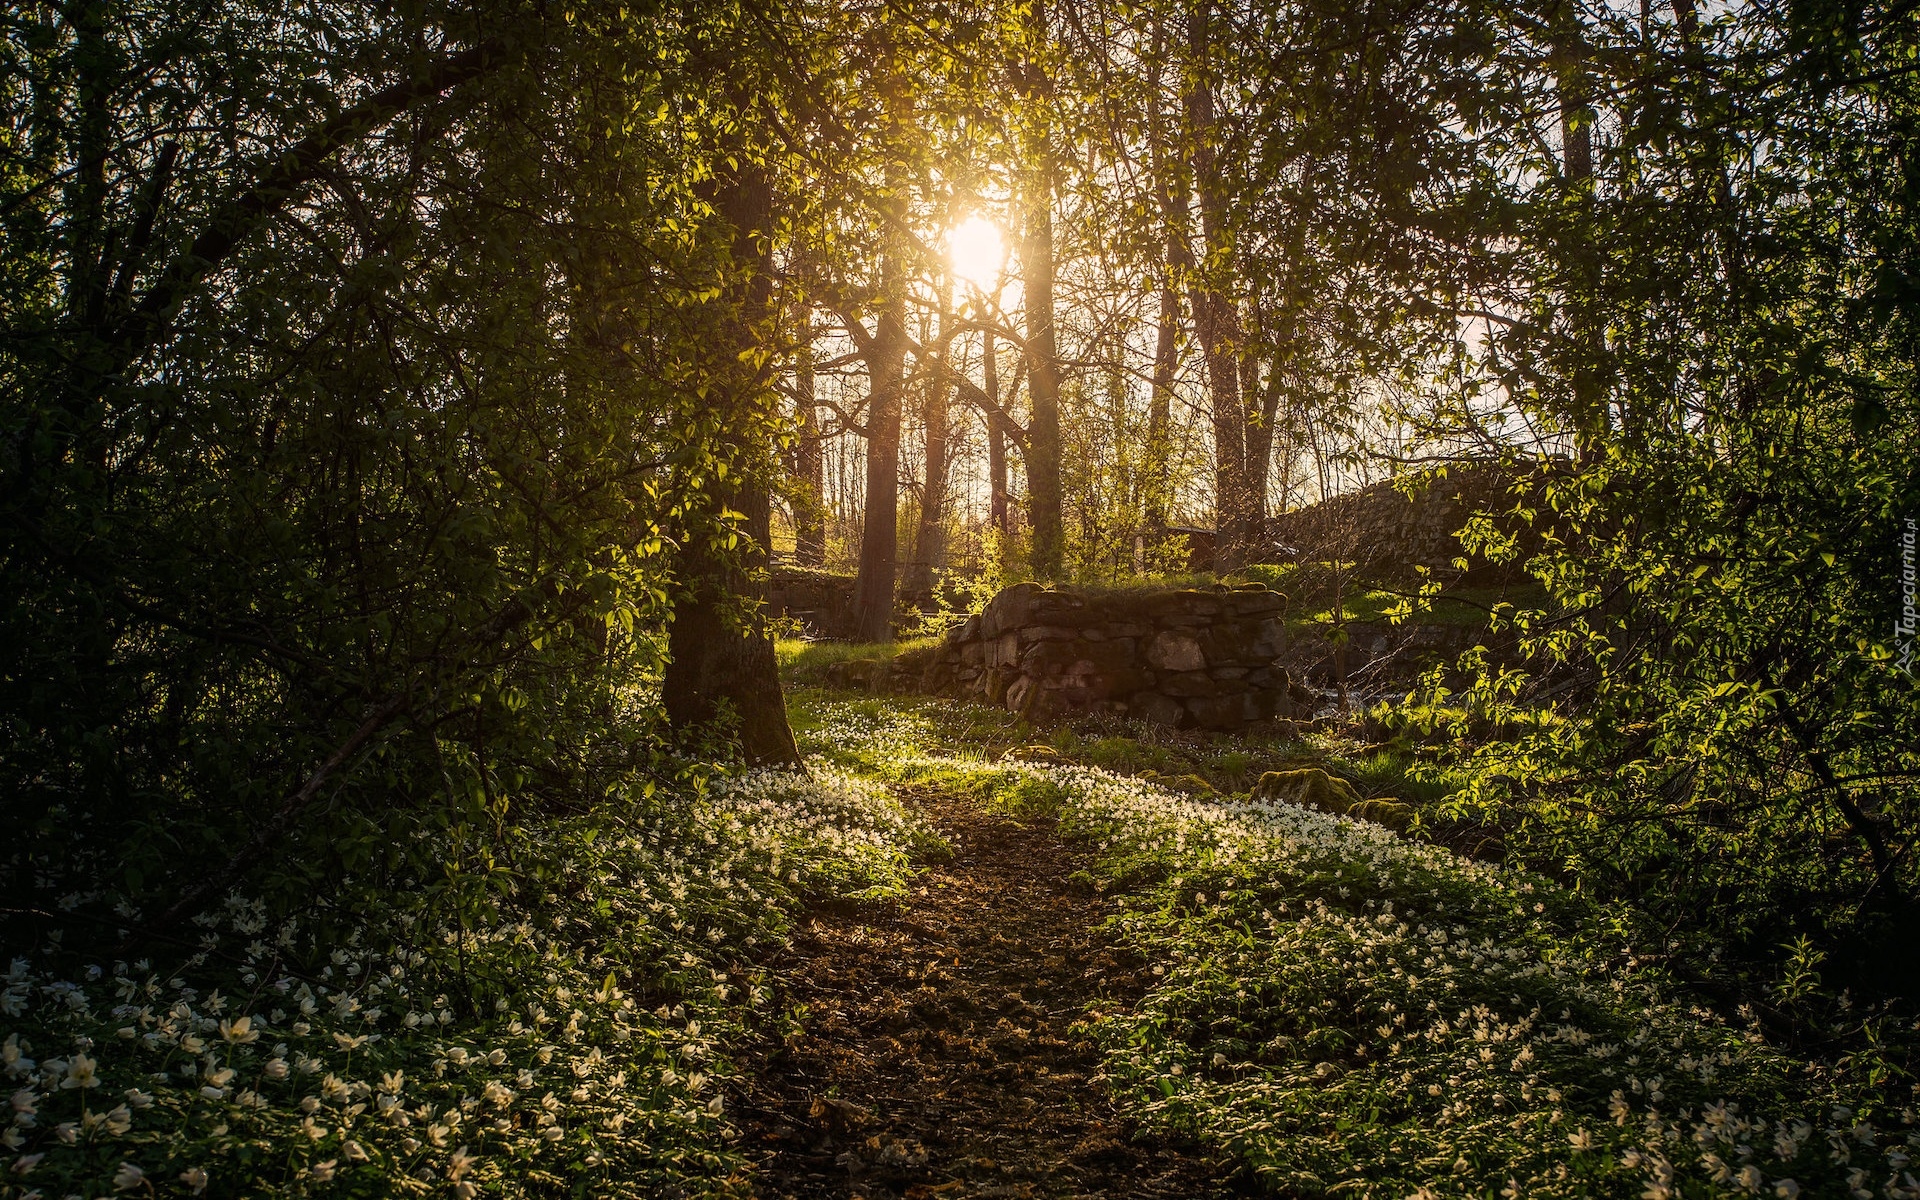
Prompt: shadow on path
<box><xmin>735</xmin><ymin>787</ymin><xmax>1245</xmax><ymax>1200</ymax></box>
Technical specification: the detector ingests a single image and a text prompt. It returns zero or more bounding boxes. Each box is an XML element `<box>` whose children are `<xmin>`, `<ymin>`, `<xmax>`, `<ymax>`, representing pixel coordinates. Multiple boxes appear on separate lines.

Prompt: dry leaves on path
<box><xmin>734</xmin><ymin>787</ymin><xmax>1245</xmax><ymax>1200</ymax></box>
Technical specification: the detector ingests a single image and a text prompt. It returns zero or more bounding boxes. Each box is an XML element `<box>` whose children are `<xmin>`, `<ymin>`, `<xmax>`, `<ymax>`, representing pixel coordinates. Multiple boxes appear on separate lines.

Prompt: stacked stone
<box><xmin>768</xmin><ymin>566</ymin><xmax>859</xmax><ymax>638</ymax></box>
<box><xmin>917</xmin><ymin>582</ymin><xmax>1309</xmax><ymax>731</ymax></box>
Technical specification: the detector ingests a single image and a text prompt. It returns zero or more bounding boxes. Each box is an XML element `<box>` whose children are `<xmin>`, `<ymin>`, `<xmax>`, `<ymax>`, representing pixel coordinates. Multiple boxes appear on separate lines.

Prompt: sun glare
<box><xmin>948</xmin><ymin>216</ymin><xmax>1006</xmax><ymax>291</ymax></box>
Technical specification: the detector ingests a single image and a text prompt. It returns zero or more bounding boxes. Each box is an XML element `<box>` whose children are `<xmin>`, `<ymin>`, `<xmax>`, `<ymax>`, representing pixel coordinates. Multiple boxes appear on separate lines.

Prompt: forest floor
<box><xmin>733</xmin><ymin>784</ymin><xmax>1246</xmax><ymax>1200</ymax></box>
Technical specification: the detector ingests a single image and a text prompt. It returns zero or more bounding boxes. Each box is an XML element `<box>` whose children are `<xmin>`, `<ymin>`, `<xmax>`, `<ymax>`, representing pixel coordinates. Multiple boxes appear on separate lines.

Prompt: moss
<box><xmin>1143</xmin><ymin>771</ymin><xmax>1216</xmax><ymax>795</ymax></box>
<box><xmin>1004</xmin><ymin>744</ymin><xmax>1063</xmax><ymax>763</ymax></box>
<box><xmin>1250</xmin><ymin>767</ymin><xmax>1362</xmax><ymax>814</ymax></box>
<box><xmin>1347</xmin><ymin>796</ymin><xmax>1416</xmax><ymax>831</ymax></box>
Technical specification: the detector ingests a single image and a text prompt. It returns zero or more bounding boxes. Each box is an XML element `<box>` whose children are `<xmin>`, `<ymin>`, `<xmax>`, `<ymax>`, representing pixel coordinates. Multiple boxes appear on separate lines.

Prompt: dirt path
<box><xmin>734</xmin><ymin>788</ymin><xmax>1243</xmax><ymax>1200</ymax></box>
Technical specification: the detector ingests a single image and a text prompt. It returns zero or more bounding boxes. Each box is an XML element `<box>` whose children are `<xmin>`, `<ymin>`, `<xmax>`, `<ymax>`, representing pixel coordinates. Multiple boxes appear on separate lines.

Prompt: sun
<box><xmin>948</xmin><ymin>215</ymin><xmax>1006</xmax><ymax>291</ymax></box>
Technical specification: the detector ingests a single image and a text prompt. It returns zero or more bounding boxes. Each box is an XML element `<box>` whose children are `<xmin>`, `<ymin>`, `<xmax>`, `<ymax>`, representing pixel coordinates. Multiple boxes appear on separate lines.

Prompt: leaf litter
<box><xmin>734</xmin><ymin>786</ymin><xmax>1245</xmax><ymax>1200</ymax></box>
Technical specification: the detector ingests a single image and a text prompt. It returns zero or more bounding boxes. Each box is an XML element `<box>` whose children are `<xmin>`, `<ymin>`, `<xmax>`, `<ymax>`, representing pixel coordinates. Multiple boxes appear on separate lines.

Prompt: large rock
<box><xmin>1147</xmin><ymin>631</ymin><xmax>1206</xmax><ymax>672</ymax></box>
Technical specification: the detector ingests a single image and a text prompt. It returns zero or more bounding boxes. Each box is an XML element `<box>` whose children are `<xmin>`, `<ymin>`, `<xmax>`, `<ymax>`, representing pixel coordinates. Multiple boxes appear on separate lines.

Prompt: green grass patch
<box><xmin>1243</xmin><ymin>562</ymin><xmax>1549</xmax><ymax>634</ymax></box>
<box><xmin>776</xmin><ymin>637</ymin><xmax>939</xmax><ymax>682</ymax></box>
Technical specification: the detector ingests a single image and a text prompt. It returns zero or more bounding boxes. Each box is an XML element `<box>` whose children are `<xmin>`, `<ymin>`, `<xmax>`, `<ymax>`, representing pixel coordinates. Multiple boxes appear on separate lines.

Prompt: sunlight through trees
<box><xmin>2</xmin><ymin>0</ymin><xmax>1916</xmax><ymax>1191</ymax></box>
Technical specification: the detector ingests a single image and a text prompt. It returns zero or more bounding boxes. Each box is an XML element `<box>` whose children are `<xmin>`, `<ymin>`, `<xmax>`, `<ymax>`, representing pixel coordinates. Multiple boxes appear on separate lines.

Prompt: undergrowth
<box><xmin>800</xmin><ymin>695</ymin><xmax>1920</xmax><ymax>1200</ymax></box>
<box><xmin>0</xmin><ymin>768</ymin><xmax>941</xmax><ymax>1199</ymax></box>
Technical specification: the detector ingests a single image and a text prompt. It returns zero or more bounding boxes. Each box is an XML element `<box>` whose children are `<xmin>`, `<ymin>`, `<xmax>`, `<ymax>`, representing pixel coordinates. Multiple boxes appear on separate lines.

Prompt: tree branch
<box><xmin>116</xmin><ymin>39</ymin><xmax>512</xmax><ymax>365</ymax></box>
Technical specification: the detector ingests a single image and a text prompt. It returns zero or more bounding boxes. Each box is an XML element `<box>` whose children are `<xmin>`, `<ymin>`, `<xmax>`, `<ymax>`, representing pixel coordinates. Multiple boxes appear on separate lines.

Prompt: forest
<box><xmin>2</xmin><ymin>0</ymin><xmax>1917</xmax><ymax>1195</ymax></box>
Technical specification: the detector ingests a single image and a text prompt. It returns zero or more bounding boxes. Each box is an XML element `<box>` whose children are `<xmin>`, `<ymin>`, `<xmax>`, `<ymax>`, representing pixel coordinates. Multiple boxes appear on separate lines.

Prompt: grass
<box><xmin>791</xmin><ymin>695</ymin><xmax>1920</xmax><ymax>1200</ymax></box>
<box><xmin>1242</xmin><ymin>562</ymin><xmax>1549</xmax><ymax>633</ymax></box>
<box><xmin>784</xmin><ymin>683</ymin><xmax>1454</xmax><ymax>815</ymax></box>
<box><xmin>775</xmin><ymin>636</ymin><xmax>939</xmax><ymax>681</ymax></box>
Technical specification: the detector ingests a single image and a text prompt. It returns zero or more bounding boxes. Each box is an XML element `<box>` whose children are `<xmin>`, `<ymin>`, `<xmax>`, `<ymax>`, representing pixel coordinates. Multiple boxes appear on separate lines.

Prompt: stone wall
<box><xmin>913</xmin><ymin>582</ymin><xmax>1312</xmax><ymax>730</ymax></box>
<box><xmin>768</xmin><ymin>566</ymin><xmax>858</xmax><ymax>638</ymax></box>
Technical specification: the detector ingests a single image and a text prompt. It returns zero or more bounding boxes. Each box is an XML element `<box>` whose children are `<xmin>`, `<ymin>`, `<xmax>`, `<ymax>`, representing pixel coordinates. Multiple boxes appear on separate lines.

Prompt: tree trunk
<box><xmin>853</xmin><ymin>78</ymin><xmax>910</xmax><ymax>643</ymax></box>
<box><xmin>1552</xmin><ymin>0</ymin><xmax>1604</xmax><ymax>454</ymax></box>
<box><xmin>793</xmin><ymin>321</ymin><xmax>826</xmax><ymax>568</ymax></box>
<box><xmin>1145</xmin><ymin>19</ymin><xmax>1183</xmax><ymax>538</ymax></box>
<box><xmin>852</xmin><ymin>308</ymin><xmax>905</xmax><ymax>642</ymax></box>
<box><xmin>1146</xmin><ymin>287</ymin><xmax>1179</xmax><ymax>537</ymax></box>
<box><xmin>1555</xmin><ymin>0</ymin><xmax>1594</xmax><ymax>187</ymax></box>
<box><xmin>1020</xmin><ymin>0</ymin><xmax>1064</xmax><ymax>580</ymax></box>
<box><xmin>907</xmin><ymin>286</ymin><xmax>953</xmax><ymax>599</ymax></box>
<box><xmin>1185</xmin><ymin>0</ymin><xmax>1252</xmax><ymax>574</ymax></box>
<box><xmin>663</xmin><ymin>158</ymin><xmax>801</xmax><ymax>767</ymax></box>
<box><xmin>1243</xmin><ymin>347</ymin><xmax>1284</xmax><ymax>554</ymax></box>
<box><xmin>984</xmin><ymin>328</ymin><xmax>1010</xmax><ymax>540</ymax></box>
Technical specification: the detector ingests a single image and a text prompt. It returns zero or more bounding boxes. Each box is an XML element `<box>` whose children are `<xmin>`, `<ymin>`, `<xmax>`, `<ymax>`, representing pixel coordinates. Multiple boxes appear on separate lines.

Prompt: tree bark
<box><xmin>1552</xmin><ymin>0</ymin><xmax>1605</xmax><ymax>454</ymax></box>
<box><xmin>793</xmin><ymin>320</ymin><xmax>826</xmax><ymax>568</ymax></box>
<box><xmin>853</xmin><ymin>74</ymin><xmax>911</xmax><ymax>642</ymax></box>
<box><xmin>662</xmin><ymin>154</ymin><xmax>801</xmax><ymax>766</ymax></box>
<box><xmin>1184</xmin><ymin>0</ymin><xmax>1252</xmax><ymax>574</ymax></box>
<box><xmin>1243</xmin><ymin>344</ymin><xmax>1284</xmax><ymax>549</ymax></box>
<box><xmin>1145</xmin><ymin>18</ymin><xmax>1183</xmax><ymax>538</ymax></box>
<box><xmin>1020</xmin><ymin>0</ymin><xmax>1065</xmax><ymax>580</ymax></box>
<box><xmin>1554</xmin><ymin>0</ymin><xmax>1594</xmax><ymax>185</ymax></box>
<box><xmin>984</xmin><ymin>328</ymin><xmax>1010</xmax><ymax>541</ymax></box>
<box><xmin>852</xmin><ymin>302</ymin><xmax>905</xmax><ymax>641</ymax></box>
<box><xmin>907</xmin><ymin>285</ymin><xmax>953</xmax><ymax>599</ymax></box>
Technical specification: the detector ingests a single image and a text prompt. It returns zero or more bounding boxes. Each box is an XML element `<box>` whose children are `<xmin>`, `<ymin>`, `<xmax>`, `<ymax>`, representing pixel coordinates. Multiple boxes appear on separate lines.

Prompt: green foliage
<box><xmin>774</xmin><ymin>638</ymin><xmax>942</xmax><ymax>686</ymax></box>
<box><xmin>800</xmin><ymin>703</ymin><xmax>1920</xmax><ymax>1198</ymax></box>
<box><xmin>0</xmin><ymin>0</ymin><xmax>806</xmax><ymax>937</ymax></box>
<box><xmin>894</xmin><ymin>569</ymin><xmax>998</xmax><ymax>639</ymax></box>
<box><xmin>0</xmin><ymin>765</ymin><xmax>940</xmax><ymax>1197</ymax></box>
<box><xmin>1227</xmin><ymin>0</ymin><xmax>1920</xmax><ymax>991</ymax></box>
<box><xmin>1047</xmin><ymin>763</ymin><xmax>1916</xmax><ymax>1199</ymax></box>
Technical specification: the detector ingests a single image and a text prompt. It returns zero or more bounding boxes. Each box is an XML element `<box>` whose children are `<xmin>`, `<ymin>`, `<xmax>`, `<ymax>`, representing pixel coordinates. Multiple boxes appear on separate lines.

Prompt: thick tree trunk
<box><xmin>1243</xmin><ymin>349</ymin><xmax>1284</xmax><ymax>552</ymax></box>
<box><xmin>1185</xmin><ymin>0</ymin><xmax>1252</xmax><ymax>574</ymax></box>
<box><xmin>1552</xmin><ymin>0</ymin><xmax>1604</xmax><ymax>454</ymax></box>
<box><xmin>1145</xmin><ymin>21</ymin><xmax>1182</xmax><ymax>538</ymax></box>
<box><xmin>664</xmin><ymin>486</ymin><xmax>800</xmax><ymax>765</ymax></box>
<box><xmin>1555</xmin><ymin>3</ymin><xmax>1594</xmax><ymax>187</ymax></box>
<box><xmin>1146</xmin><ymin>285</ymin><xmax>1178</xmax><ymax>534</ymax></box>
<box><xmin>1020</xmin><ymin>0</ymin><xmax>1064</xmax><ymax>580</ymax></box>
<box><xmin>852</xmin><ymin>315</ymin><xmax>905</xmax><ymax>642</ymax></box>
<box><xmin>662</xmin><ymin>158</ymin><xmax>801</xmax><ymax>767</ymax></box>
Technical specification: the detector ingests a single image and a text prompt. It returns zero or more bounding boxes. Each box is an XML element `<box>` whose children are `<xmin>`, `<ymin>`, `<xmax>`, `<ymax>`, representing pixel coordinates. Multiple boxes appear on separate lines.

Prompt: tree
<box><xmin>906</xmin><ymin>278</ymin><xmax>956</xmax><ymax>599</ymax></box>
<box><xmin>850</xmin><ymin>107</ymin><xmax>911</xmax><ymax>641</ymax></box>
<box><xmin>792</xmin><ymin>308</ymin><xmax>828</xmax><ymax>568</ymax></box>
<box><xmin>660</xmin><ymin>110</ymin><xmax>802</xmax><ymax>767</ymax></box>
<box><xmin>1018</xmin><ymin>0</ymin><xmax>1066</xmax><ymax>580</ymax></box>
<box><xmin>1182</xmin><ymin>0</ymin><xmax>1256</xmax><ymax>573</ymax></box>
<box><xmin>0</xmin><ymin>0</ymin><xmax>820</xmax><ymax>922</ymax></box>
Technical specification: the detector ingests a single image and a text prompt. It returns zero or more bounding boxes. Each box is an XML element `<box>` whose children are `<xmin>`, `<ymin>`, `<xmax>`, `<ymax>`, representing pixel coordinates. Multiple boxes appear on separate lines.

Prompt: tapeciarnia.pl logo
<box><xmin>1899</xmin><ymin>516</ymin><xmax>1918</xmax><ymax>674</ymax></box>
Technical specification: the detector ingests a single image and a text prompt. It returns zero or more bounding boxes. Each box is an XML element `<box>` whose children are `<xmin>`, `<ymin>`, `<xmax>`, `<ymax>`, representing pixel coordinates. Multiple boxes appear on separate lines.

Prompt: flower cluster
<box><xmin>794</xmin><ymin>693</ymin><xmax>1916</xmax><ymax>1200</ymax></box>
<box><xmin>1</xmin><ymin>765</ymin><xmax>939</xmax><ymax>1198</ymax></box>
<box><xmin>1034</xmin><ymin>764</ymin><xmax>1919</xmax><ymax>1200</ymax></box>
